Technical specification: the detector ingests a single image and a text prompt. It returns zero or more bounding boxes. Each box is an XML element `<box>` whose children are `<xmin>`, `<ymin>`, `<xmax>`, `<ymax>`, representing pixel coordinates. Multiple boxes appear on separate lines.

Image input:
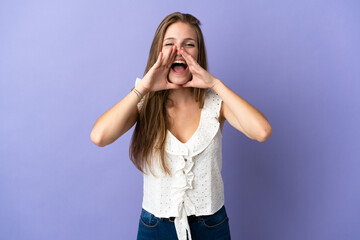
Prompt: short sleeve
<box><xmin>135</xmin><ymin>77</ymin><xmax>144</xmax><ymax>112</ymax></box>
<box><xmin>206</xmin><ymin>88</ymin><xmax>222</xmax><ymax>118</ymax></box>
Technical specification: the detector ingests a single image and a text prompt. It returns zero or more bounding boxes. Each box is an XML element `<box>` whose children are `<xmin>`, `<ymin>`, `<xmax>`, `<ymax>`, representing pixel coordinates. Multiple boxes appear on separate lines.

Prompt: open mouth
<box><xmin>171</xmin><ymin>60</ymin><xmax>188</xmax><ymax>74</ymax></box>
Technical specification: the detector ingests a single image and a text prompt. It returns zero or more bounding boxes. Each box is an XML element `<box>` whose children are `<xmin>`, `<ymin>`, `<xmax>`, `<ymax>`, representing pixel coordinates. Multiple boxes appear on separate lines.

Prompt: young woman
<box><xmin>90</xmin><ymin>12</ymin><xmax>272</xmax><ymax>240</ymax></box>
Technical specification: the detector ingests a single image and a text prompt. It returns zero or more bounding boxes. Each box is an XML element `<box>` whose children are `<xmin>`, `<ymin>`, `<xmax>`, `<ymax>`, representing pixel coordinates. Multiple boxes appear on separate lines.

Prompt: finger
<box><xmin>153</xmin><ymin>52</ymin><xmax>163</xmax><ymax>68</ymax></box>
<box><xmin>181</xmin><ymin>79</ymin><xmax>196</xmax><ymax>88</ymax></box>
<box><xmin>180</xmin><ymin>47</ymin><xmax>197</xmax><ymax>66</ymax></box>
<box><xmin>180</xmin><ymin>48</ymin><xmax>199</xmax><ymax>74</ymax></box>
<box><xmin>162</xmin><ymin>46</ymin><xmax>174</xmax><ymax>66</ymax></box>
<box><xmin>166</xmin><ymin>82</ymin><xmax>182</xmax><ymax>90</ymax></box>
<box><xmin>166</xmin><ymin>46</ymin><xmax>177</xmax><ymax>68</ymax></box>
<box><xmin>168</xmin><ymin>46</ymin><xmax>177</xmax><ymax>67</ymax></box>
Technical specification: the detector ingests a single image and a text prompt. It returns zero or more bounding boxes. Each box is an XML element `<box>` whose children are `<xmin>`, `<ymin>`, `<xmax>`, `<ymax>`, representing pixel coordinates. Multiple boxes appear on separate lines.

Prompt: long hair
<box><xmin>129</xmin><ymin>12</ymin><xmax>208</xmax><ymax>175</ymax></box>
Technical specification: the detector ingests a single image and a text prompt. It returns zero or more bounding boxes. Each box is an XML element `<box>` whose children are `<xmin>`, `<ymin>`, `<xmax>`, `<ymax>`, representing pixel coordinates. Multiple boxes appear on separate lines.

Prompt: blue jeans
<box><xmin>137</xmin><ymin>205</ymin><xmax>231</xmax><ymax>240</ymax></box>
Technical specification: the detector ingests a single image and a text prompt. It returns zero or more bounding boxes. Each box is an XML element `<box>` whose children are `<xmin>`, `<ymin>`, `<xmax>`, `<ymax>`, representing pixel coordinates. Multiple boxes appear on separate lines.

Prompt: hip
<box><xmin>137</xmin><ymin>205</ymin><xmax>231</xmax><ymax>240</ymax></box>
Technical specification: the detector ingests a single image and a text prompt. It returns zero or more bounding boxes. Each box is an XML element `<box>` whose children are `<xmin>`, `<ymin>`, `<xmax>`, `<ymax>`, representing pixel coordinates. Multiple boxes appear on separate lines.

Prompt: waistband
<box><xmin>161</xmin><ymin>214</ymin><xmax>200</xmax><ymax>223</ymax></box>
<box><xmin>147</xmin><ymin>205</ymin><xmax>226</xmax><ymax>223</ymax></box>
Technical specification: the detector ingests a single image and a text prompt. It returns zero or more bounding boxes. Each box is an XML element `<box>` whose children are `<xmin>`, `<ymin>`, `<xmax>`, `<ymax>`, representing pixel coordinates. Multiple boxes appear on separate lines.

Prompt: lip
<box><xmin>173</xmin><ymin>58</ymin><xmax>186</xmax><ymax>62</ymax></box>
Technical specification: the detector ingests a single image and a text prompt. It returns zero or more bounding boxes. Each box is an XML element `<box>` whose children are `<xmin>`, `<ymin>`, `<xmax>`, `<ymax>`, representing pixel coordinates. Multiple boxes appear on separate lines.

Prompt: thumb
<box><xmin>166</xmin><ymin>82</ymin><xmax>183</xmax><ymax>90</ymax></box>
<box><xmin>181</xmin><ymin>81</ymin><xmax>195</xmax><ymax>88</ymax></box>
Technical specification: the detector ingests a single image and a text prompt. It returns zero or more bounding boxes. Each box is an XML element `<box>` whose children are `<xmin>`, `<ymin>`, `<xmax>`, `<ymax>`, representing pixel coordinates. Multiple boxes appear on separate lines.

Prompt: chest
<box><xmin>166</xmin><ymin>105</ymin><xmax>202</xmax><ymax>144</ymax></box>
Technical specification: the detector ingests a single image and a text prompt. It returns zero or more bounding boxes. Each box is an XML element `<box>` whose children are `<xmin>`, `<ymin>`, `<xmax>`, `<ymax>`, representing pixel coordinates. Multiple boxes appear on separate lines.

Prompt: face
<box><xmin>162</xmin><ymin>21</ymin><xmax>198</xmax><ymax>85</ymax></box>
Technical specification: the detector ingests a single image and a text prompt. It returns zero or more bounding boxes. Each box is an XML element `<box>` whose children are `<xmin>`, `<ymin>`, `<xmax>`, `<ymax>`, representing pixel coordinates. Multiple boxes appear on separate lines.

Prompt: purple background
<box><xmin>1</xmin><ymin>0</ymin><xmax>359</xmax><ymax>239</ymax></box>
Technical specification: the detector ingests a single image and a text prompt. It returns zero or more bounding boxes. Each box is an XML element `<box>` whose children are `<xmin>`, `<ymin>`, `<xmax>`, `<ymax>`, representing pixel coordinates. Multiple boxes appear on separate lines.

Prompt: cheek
<box><xmin>188</xmin><ymin>50</ymin><xmax>198</xmax><ymax>62</ymax></box>
<box><xmin>161</xmin><ymin>45</ymin><xmax>171</xmax><ymax>52</ymax></box>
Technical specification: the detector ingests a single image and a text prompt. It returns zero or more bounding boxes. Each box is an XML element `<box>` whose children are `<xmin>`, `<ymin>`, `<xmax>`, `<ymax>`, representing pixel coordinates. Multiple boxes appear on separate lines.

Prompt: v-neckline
<box><xmin>167</xmin><ymin>104</ymin><xmax>205</xmax><ymax>145</ymax></box>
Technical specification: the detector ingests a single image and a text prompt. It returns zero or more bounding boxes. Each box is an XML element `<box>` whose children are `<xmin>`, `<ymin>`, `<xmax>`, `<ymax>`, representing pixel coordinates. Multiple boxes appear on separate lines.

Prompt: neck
<box><xmin>167</xmin><ymin>87</ymin><xmax>195</xmax><ymax>107</ymax></box>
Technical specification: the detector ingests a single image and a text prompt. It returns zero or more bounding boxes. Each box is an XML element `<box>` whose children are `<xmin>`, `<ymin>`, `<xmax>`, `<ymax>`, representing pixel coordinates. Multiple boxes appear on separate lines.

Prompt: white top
<box><xmin>135</xmin><ymin>78</ymin><xmax>225</xmax><ymax>240</ymax></box>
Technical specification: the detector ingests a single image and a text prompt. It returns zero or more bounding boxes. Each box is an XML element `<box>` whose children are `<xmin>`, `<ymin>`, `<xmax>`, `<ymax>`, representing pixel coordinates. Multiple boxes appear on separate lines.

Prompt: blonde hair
<box><xmin>129</xmin><ymin>12</ymin><xmax>208</xmax><ymax>175</ymax></box>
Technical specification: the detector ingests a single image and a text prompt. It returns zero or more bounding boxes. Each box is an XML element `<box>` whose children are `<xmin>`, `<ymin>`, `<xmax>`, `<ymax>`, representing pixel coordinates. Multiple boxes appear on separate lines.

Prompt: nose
<box><xmin>174</xmin><ymin>44</ymin><xmax>182</xmax><ymax>56</ymax></box>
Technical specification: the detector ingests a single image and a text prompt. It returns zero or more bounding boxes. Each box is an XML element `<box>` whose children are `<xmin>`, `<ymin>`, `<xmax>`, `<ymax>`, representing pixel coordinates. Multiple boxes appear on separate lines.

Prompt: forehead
<box><xmin>164</xmin><ymin>22</ymin><xmax>197</xmax><ymax>40</ymax></box>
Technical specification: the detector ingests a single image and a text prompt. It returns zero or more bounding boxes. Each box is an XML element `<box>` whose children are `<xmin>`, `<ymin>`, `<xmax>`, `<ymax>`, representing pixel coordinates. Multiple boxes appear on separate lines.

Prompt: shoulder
<box><xmin>203</xmin><ymin>88</ymin><xmax>222</xmax><ymax>119</ymax></box>
<box><xmin>205</xmin><ymin>88</ymin><xmax>222</xmax><ymax>105</ymax></box>
<box><xmin>205</xmin><ymin>88</ymin><xmax>225</xmax><ymax>126</ymax></box>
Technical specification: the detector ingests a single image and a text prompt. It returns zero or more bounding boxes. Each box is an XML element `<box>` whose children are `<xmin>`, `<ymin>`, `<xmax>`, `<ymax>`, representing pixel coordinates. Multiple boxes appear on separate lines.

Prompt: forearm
<box><xmin>212</xmin><ymin>79</ymin><xmax>272</xmax><ymax>141</ymax></box>
<box><xmin>90</xmin><ymin>84</ymin><xmax>149</xmax><ymax>147</ymax></box>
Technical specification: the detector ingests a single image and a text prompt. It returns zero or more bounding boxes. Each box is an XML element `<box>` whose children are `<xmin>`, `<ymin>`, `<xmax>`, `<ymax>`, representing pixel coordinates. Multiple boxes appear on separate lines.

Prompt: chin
<box><xmin>168</xmin><ymin>71</ymin><xmax>192</xmax><ymax>85</ymax></box>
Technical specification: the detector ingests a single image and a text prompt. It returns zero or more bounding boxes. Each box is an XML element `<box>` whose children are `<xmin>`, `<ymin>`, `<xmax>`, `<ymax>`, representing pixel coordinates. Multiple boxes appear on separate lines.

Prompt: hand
<box><xmin>137</xmin><ymin>46</ymin><xmax>182</xmax><ymax>93</ymax></box>
<box><xmin>179</xmin><ymin>47</ymin><xmax>220</xmax><ymax>89</ymax></box>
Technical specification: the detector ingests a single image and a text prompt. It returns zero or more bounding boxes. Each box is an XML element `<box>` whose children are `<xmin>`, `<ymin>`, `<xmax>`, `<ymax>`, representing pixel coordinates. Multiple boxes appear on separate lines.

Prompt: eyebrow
<box><xmin>164</xmin><ymin>37</ymin><xmax>196</xmax><ymax>41</ymax></box>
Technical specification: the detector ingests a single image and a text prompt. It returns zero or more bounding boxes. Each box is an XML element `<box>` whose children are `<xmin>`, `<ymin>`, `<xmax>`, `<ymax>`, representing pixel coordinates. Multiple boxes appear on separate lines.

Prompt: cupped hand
<box><xmin>137</xmin><ymin>46</ymin><xmax>182</xmax><ymax>92</ymax></box>
<box><xmin>179</xmin><ymin>47</ymin><xmax>220</xmax><ymax>89</ymax></box>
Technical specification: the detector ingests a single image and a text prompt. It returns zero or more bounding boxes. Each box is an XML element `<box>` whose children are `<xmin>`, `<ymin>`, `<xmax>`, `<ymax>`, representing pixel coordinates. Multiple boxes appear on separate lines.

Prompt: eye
<box><xmin>165</xmin><ymin>43</ymin><xmax>173</xmax><ymax>46</ymax></box>
<box><xmin>185</xmin><ymin>43</ymin><xmax>195</xmax><ymax>47</ymax></box>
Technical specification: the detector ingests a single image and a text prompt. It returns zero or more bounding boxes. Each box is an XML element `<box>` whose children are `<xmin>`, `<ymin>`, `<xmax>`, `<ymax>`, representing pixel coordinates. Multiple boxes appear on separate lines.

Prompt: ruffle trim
<box><xmin>165</xmin><ymin>88</ymin><xmax>222</xmax><ymax>157</ymax></box>
<box><xmin>166</xmin><ymin>88</ymin><xmax>222</xmax><ymax>240</ymax></box>
<box><xmin>171</xmin><ymin>156</ymin><xmax>195</xmax><ymax>240</ymax></box>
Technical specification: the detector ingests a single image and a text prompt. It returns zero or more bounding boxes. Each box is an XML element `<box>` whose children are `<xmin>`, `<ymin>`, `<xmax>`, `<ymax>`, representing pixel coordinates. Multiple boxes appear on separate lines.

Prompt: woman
<box><xmin>90</xmin><ymin>12</ymin><xmax>272</xmax><ymax>240</ymax></box>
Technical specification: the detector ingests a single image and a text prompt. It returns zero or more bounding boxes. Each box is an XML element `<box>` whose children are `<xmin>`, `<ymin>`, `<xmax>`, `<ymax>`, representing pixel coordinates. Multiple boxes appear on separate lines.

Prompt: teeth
<box><xmin>173</xmin><ymin>60</ymin><xmax>187</xmax><ymax>65</ymax></box>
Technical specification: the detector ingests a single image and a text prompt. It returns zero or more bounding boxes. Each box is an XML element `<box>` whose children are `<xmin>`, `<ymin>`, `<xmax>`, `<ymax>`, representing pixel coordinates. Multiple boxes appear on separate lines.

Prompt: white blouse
<box><xmin>135</xmin><ymin>78</ymin><xmax>225</xmax><ymax>240</ymax></box>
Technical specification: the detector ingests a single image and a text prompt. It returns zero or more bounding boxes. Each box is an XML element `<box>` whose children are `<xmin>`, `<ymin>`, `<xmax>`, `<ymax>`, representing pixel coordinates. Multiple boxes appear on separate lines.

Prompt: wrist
<box><xmin>135</xmin><ymin>79</ymin><xmax>150</xmax><ymax>96</ymax></box>
<box><xmin>211</xmin><ymin>78</ymin><xmax>221</xmax><ymax>90</ymax></box>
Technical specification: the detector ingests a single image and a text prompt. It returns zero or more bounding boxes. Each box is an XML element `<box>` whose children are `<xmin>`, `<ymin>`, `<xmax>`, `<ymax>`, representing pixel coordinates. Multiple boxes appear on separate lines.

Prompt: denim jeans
<box><xmin>136</xmin><ymin>205</ymin><xmax>231</xmax><ymax>240</ymax></box>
